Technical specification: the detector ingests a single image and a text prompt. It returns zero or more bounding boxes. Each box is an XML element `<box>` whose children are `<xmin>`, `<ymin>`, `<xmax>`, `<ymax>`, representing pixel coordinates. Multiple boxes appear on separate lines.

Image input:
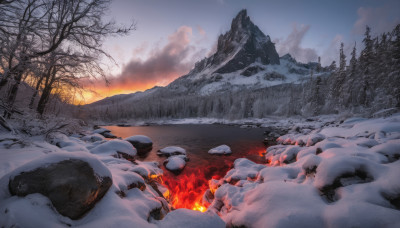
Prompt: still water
<box><xmin>104</xmin><ymin>124</ymin><xmax>267</xmax><ymax>172</ymax></box>
<box><xmin>103</xmin><ymin>124</ymin><xmax>268</xmax><ymax>209</ymax></box>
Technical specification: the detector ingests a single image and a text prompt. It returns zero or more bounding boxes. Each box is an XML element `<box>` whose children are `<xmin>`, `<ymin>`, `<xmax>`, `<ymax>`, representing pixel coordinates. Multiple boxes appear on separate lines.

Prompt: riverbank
<box><xmin>1</xmin><ymin>112</ymin><xmax>399</xmax><ymax>227</ymax></box>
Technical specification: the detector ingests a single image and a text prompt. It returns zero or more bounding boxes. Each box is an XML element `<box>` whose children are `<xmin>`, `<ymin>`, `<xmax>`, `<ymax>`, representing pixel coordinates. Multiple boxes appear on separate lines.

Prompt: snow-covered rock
<box><xmin>92</xmin><ymin>127</ymin><xmax>111</xmax><ymax>134</ymax></box>
<box><xmin>82</xmin><ymin>133</ymin><xmax>105</xmax><ymax>142</ymax></box>
<box><xmin>125</xmin><ymin>135</ymin><xmax>153</xmax><ymax>154</ymax></box>
<box><xmin>1</xmin><ymin>152</ymin><xmax>112</xmax><ymax>220</ymax></box>
<box><xmin>164</xmin><ymin>155</ymin><xmax>187</xmax><ymax>172</ymax></box>
<box><xmin>10</xmin><ymin>159</ymin><xmax>111</xmax><ymax>220</ymax></box>
<box><xmin>157</xmin><ymin>146</ymin><xmax>186</xmax><ymax>156</ymax></box>
<box><xmin>208</xmin><ymin>145</ymin><xmax>232</xmax><ymax>155</ymax></box>
<box><xmin>91</xmin><ymin>128</ymin><xmax>117</xmax><ymax>138</ymax></box>
<box><xmin>125</xmin><ymin>135</ymin><xmax>152</xmax><ymax>145</ymax></box>
<box><xmin>207</xmin><ymin>114</ymin><xmax>400</xmax><ymax>227</ymax></box>
<box><xmin>0</xmin><ymin>134</ymin><xmax>171</xmax><ymax>227</ymax></box>
<box><xmin>90</xmin><ymin>139</ymin><xmax>137</xmax><ymax>158</ymax></box>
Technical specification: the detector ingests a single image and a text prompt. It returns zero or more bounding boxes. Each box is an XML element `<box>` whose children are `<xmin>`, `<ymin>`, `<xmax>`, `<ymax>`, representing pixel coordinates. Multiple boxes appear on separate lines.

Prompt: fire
<box><xmin>163</xmin><ymin>169</ymin><xmax>210</xmax><ymax>212</ymax></box>
<box><xmin>158</xmin><ymin>145</ymin><xmax>268</xmax><ymax>212</ymax></box>
<box><xmin>192</xmin><ymin>202</ymin><xmax>207</xmax><ymax>212</ymax></box>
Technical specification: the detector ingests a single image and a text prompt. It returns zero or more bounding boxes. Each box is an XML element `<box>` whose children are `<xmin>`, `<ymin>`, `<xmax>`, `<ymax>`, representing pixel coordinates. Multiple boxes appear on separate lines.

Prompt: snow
<box><xmin>164</xmin><ymin>155</ymin><xmax>187</xmax><ymax>172</ymax></box>
<box><xmin>157</xmin><ymin>146</ymin><xmax>186</xmax><ymax>156</ymax></box>
<box><xmin>1</xmin><ymin>113</ymin><xmax>400</xmax><ymax>227</ymax></box>
<box><xmin>208</xmin><ymin>145</ymin><xmax>232</xmax><ymax>155</ymax></box>
<box><xmin>0</xmin><ymin>131</ymin><xmax>221</xmax><ymax>227</ymax></box>
<box><xmin>90</xmin><ymin>139</ymin><xmax>137</xmax><ymax>157</ymax></box>
<box><xmin>207</xmin><ymin>114</ymin><xmax>400</xmax><ymax>227</ymax></box>
<box><xmin>195</xmin><ymin>58</ymin><xmax>321</xmax><ymax>96</ymax></box>
<box><xmin>81</xmin><ymin>133</ymin><xmax>105</xmax><ymax>142</ymax></box>
<box><xmin>156</xmin><ymin>209</ymin><xmax>225</xmax><ymax>228</ymax></box>
<box><xmin>125</xmin><ymin>135</ymin><xmax>153</xmax><ymax>144</ymax></box>
<box><xmin>92</xmin><ymin>128</ymin><xmax>111</xmax><ymax>134</ymax></box>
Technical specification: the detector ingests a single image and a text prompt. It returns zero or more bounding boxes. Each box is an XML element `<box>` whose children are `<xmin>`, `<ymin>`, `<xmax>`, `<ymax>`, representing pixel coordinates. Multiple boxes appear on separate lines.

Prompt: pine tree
<box><xmin>328</xmin><ymin>61</ymin><xmax>337</xmax><ymax>71</ymax></box>
<box><xmin>316</xmin><ymin>57</ymin><xmax>321</xmax><ymax>73</ymax></box>
<box><xmin>337</xmin><ymin>42</ymin><xmax>347</xmax><ymax>107</ymax></box>
<box><xmin>311</xmin><ymin>76</ymin><xmax>322</xmax><ymax>115</ymax></box>
<box><xmin>391</xmin><ymin>24</ymin><xmax>400</xmax><ymax>107</ymax></box>
<box><xmin>359</xmin><ymin>25</ymin><xmax>373</xmax><ymax>106</ymax></box>
<box><xmin>345</xmin><ymin>42</ymin><xmax>358</xmax><ymax>106</ymax></box>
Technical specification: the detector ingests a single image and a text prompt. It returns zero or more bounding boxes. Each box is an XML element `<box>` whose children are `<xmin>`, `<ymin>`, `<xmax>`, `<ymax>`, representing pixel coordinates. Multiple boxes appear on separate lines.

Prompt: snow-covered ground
<box><xmin>206</xmin><ymin>113</ymin><xmax>400</xmax><ymax>227</ymax></box>
<box><xmin>0</xmin><ymin>129</ymin><xmax>223</xmax><ymax>228</ymax></box>
<box><xmin>0</xmin><ymin>113</ymin><xmax>399</xmax><ymax>227</ymax></box>
<box><xmin>96</xmin><ymin>114</ymin><xmax>339</xmax><ymax>129</ymax></box>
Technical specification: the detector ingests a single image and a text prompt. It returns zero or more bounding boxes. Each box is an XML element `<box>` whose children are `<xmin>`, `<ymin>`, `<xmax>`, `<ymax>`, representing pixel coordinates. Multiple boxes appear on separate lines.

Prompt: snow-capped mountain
<box><xmin>163</xmin><ymin>9</ymin><xmax>322</xmax><ymax>96</ymax></box>
<box><xmin>190</xmin><ymin>9</ymin><xmax>280</xmax><ymax>75</ymax></box>
<box><xmin>90</xmin><ymin>9</ymin><xmax>325</xmax><ymax>107</ymax></box>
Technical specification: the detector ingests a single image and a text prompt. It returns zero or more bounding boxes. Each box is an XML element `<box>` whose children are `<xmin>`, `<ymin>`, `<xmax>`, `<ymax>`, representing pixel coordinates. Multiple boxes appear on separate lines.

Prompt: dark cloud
<box><xmin>109</xmin><ymin>26</ymin><xmax>198</xmax><ymax>90</ymax></box>
<box><xmin>275</xmin><ymin>24</ymin><xmax>318</xmax><ymax>63</ymax></box>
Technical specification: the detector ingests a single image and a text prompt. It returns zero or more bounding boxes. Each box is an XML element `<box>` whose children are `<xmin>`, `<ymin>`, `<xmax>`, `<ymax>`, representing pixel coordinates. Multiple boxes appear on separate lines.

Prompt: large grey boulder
<box><xmin>9</xmin><ymin>159</ymin><xmax>112</xmax><ymax>220</ymax></box>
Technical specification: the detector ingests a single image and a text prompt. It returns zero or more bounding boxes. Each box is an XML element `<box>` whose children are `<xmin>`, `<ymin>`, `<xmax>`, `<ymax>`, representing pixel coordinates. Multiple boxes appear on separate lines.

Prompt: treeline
<box><xmin>84</xmin><ymin>24</ymin><xmax>400</xmax><ymax>121</ymax></box>
<box><xmin>0</xmin><ymin>0</ymin><xmax>133</xmax><ymax>118</ymax></box>
<box><xmin>327</xmin><ymin>25</ymin><xmax>400</xmax><ymax>113</ymax></box>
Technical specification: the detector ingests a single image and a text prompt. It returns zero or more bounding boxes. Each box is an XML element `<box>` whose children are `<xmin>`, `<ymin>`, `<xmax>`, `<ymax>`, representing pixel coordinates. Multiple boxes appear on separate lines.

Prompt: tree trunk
<box><xmin>0</xmin><ymin>77</ymin><xmax>8</xmax><ymax>91</ymax></box>
<box><xmin>29</xmin><ymin>75</ymin><xmax>45</xmax><ymax>109</ymax></box>
<box><xmin>37</xmin><ymin>86</ymin><xmax>52</xmax><ymax>116</ymax></box>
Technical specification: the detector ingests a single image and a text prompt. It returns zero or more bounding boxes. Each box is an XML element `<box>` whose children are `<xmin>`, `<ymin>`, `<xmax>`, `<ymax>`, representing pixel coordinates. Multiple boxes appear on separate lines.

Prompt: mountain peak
<box><xmin>190</xmin><ymin>9</ymin><xmax>280</xmax><ymax>74</ymax></box>
<box><xmin>231</xmin><ymin>9</ymin><xmax>250</xmax><ymax>31</ymax></box>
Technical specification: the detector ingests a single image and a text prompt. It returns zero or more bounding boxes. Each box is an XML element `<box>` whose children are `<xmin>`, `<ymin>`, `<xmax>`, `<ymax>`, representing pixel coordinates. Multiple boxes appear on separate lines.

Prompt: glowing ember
<box><xmin>163</xmin><ymin>170</ymin><xmax>209</xmax><ymax>211</ymax></box>
<box><xmin>192</xmin><ymin>202</ymin><xmax>207</xmax><ymax>212</ymax></box>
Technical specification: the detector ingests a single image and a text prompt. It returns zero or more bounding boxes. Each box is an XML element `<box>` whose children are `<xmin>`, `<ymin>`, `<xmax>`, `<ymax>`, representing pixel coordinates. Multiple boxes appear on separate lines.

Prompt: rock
<box><xmin>164</xmin><ymin>155</ymin><xmax>187</xmax><ymax>172</ymax></box>
<box><xmin>208</xmin><ymin>145</ymin><xmax>232</xmax><ymax>155</ymax></box>
<box><xmin>9</xmin><ymin>159</ymin><xmax>112</xmax><ymax>220</ymax></box>
<box><xmin>157</xmin><ymin>146</ymin><xmax>186</xmax><ymax>156</ymax></box>
<box><xmin>189</xmin><ymin>9</ymin><xmax>279</xmax><ymax>75</ymax></box>
<box><xmin>124</xmin><ymin>135</ymin><xmax>153</xmax><ymax>154</ymax></box>
<box><xmin>92</xmin><ymin>128</ymin><xmax>117</xmax><ymax>139</ymax></box>
<box><xmin>241</xmin><ymin>65</ymin><xmax>265</xmax><ymax>77</ymax></box>
<box><xmin>82</xmin><ymin>133</ymin><xmax>105</xmax><ymax>142</ymax></box>
<box><xmin>92</xmin><ymin>127</ymin><xmax>110</xmax><ymax>134</ymax></box>
<box><xmin>263</xmin><ymin>72</ymin><xmax>286</xmax><ymax>81</ymax></box>
<box><xmin>306</xmin><ymin>133</ymin><xmax>325</xmax><ymax>146</ymax></box>
<box><xmin>90</xmin><ymin>139</ymin><xmax>137</xmax><ymax>159</ymax></box>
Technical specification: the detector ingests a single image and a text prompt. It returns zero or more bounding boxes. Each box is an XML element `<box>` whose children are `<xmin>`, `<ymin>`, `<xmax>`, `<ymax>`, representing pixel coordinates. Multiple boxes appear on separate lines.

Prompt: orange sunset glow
<box><xmin>79</xmin><ymin>73</ymin><xmax>182</xmax><ymax>104</ymax></box>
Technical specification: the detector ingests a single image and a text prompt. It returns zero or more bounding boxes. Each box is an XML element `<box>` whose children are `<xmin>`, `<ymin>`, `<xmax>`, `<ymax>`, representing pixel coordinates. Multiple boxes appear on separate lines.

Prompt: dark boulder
<box><xmin>125</xmin><ymin>135</ymin><xmax>153</xmax><ymax>155</ymax></box>
<box><xmin>241</xmin><ymin>65</ymin><xmax>264</xmax><ymax>77</ymax></box>
<box><xmin>9</xmin><ymin>159</ymin><xmax>112</xmax><ymax>220</ymax></box>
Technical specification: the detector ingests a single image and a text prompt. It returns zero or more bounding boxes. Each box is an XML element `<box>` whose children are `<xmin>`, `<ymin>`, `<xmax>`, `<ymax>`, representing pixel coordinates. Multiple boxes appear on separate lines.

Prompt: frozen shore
<box><xmin>0</xmin><ymin>112</ymin><xmax>399</xmax><ymax>227</ymax></box>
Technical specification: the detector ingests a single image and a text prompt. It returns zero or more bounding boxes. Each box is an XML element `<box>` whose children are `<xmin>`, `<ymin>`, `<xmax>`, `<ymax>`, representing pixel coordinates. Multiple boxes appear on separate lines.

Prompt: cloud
<box><xmin>275</xmin><ymin>24</ymin><xmax>318</xmax><ymax>63</ymax></box>
<box><xmin>320</xmin><ymin>34</ymin><xmax>343</xmax><ymax>66</ymax></box>
<box><xmin>197</xmin><ymin>25</ymin><xmax>206</xmax><ymax>36</ymax></box>
<box><xmin>104</xmin><ymin>26</ymin><xmax>199</xmax><ymax>92</ymax></box>
<box><xmin>353</xmin><ymin>4</ymin><xmax>400</xmax><ymax>35</ymax></box>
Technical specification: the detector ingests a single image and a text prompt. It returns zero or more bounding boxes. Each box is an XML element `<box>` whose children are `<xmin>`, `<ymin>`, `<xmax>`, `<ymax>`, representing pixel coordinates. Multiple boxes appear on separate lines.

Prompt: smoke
<box><xmin>275</xmin><ymin>24</ymin><xmax>318</xmax><ymax>63</ymax></box>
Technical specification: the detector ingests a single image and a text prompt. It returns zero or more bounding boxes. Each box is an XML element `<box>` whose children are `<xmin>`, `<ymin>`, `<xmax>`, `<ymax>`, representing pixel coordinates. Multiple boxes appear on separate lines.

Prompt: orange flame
<box><xmin>163</xmin><ymin>170</ymin><xmax>210</xmax><ymax>212</ymax></box>
<box><xmin>192</xmin><ymin>202</ymin><xmax>207</xmax><ymax>212</ymax></box>
<box><xmin>159</xmin><ymin>145</ymin><xmax>268</xmax><ymax>212</ymax></box>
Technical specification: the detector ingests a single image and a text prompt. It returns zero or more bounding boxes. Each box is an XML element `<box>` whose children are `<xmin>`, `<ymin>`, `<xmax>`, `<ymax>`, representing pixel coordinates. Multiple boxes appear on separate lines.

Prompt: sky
<box><xmin>82</xmin><ymin>0</ymin><xmax>400</xmax><ymax>104</ymax></box>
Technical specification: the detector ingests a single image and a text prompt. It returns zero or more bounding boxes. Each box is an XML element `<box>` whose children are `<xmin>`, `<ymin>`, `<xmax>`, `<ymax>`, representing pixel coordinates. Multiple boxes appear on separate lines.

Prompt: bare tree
<box><xmin>0</xmin><ymin>0</ymin><xmax>134</xmax><ymax>117</ymax></box>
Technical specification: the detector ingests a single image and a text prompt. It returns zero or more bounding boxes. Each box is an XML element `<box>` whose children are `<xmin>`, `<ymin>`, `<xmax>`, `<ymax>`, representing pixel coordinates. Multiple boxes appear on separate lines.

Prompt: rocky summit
<box><xmin>191</xmin><ymin>9</ymin><xmax>280</xmax><ymax>74</ymax></box>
